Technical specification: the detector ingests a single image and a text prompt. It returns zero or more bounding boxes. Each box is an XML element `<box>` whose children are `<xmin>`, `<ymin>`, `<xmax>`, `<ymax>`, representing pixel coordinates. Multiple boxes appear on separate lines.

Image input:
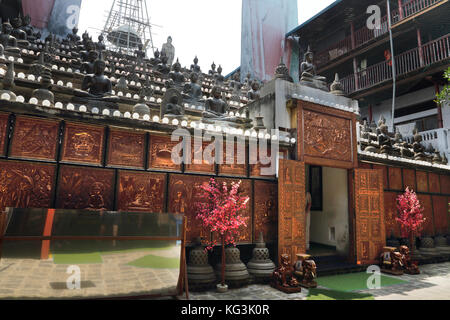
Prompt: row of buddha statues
<box><xmin>360</xmin><ymin>116</ymin><xmax>448</xmax><ymax>165</ymax></box>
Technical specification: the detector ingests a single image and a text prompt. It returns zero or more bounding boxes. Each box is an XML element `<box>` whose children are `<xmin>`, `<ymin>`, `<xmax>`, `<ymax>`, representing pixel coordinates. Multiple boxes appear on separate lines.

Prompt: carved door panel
<box><xmin>278</xmin><ymin>160</ymin><xmax>306</xmax><ymax>265</ymax></box>
<box><xmin>354</xmin><ymin>169</ymin><xmax>386</xmax><ymax>265</ymax></box>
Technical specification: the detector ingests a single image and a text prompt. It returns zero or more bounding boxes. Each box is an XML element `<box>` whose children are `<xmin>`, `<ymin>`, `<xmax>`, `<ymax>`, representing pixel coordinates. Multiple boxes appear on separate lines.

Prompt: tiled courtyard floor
<box><xmin>178</xmin><ymin>262</ymin><xmax>450</xmax><ymax>300</ymax></box>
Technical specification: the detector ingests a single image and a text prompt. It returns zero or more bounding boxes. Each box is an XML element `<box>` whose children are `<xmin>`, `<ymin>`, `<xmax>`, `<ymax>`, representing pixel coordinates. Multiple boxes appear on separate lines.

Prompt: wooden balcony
<box><xmin>339</xmin><ymin>33</ymin><xmax>450</xmax><ymax>95</ymax></box>
<box><xmin>314</xmin><ymin>0</ymin><xmax>445</xmax><ymax>68</ymax></box>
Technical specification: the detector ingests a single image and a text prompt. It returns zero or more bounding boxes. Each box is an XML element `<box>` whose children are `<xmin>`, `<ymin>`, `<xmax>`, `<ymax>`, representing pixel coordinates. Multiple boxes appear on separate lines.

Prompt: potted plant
<box><xmin>396</xmin><ymin>187</ymin><xmax>426</xmax><ymax>259</ymax></box>
<box><xmin>195</xmin><ymin>178</ymin><xmax>249</xmax><ymax>293</ymax></box>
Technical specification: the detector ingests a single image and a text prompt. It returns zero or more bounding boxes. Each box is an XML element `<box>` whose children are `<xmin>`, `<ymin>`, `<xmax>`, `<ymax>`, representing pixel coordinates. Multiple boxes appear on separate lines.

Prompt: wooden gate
<box><xmin>278</xmin><ymin>159</ymin><xmax>306</xmax><ymax>265</ymax></box>
<box><xmin>354</xmin><ymin>169</ymin><xmax>386</xmax><ymax>265</ymax></box>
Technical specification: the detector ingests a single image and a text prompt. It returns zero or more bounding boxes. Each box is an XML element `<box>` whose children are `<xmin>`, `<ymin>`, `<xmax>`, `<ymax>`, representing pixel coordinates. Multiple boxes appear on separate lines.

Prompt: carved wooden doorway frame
<box><xmin>278</xmin><ymin>159</ymin><xmax>306</xmax><ymax>265</ymax></box>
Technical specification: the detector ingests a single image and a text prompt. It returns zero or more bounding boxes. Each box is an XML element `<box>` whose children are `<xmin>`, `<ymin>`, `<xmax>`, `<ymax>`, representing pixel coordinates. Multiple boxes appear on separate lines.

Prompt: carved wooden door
<box><xmin>278</xmin><ymin>160</ymin><xmax>306</xmax><ymax>265</ymax></box>
<box><xmin>354</xmin><ymin>169</ymin><xmax>386</xmax><ymax>265</ymax></box>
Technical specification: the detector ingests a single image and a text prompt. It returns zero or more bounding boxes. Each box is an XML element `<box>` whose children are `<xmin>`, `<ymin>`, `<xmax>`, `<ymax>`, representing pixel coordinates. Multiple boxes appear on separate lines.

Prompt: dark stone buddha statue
<box><xmin>80</xmin><ymin>50</ymin><xmax>99</xmax><ymax>74</ymax></box>
<box><xmin>300</xmin><ymin>46</ymin><xmax>328</xmax><ymax>91</ymax></box>
<box><xmin>96</xmin><ymin>35</ymin><xmax>106</xmax><ymax>52</ymax></box>
<box><xmin>214</xmin><ymin>65</ymin><xmax>224</xmax><ymax>84</ymax></box>
<box><xmin>0</xmin><ymin>20</ymin><xmax>20</xmax><ymax>54</ymax></box>
<box><xmin>156</xmin><ymin>53</ymin><xmax>170</xmax><ymax>76</ymax></box>
<box><xmin>168</xmin><ymin>59</ymin><xmax>185</xmax><ymax>88</ymax></box>
<box><xmin>150</xmin><ymin>48</ymin><xmax>161</xmax><ymax>66</ymax></box>
<box><xmin>230</xmin><ymin>72</ymin><xmax>242</xmax><ymax>102</ymax></box>
<box><xmin>21</xmin><ymin>15</ymin><xmax>37</xmax><ymax>42</ymax></box>
<box><xmin>247</xmin><ymin>80</ymin><xmax>261</xmax><ymax>101</ymax></box>
<box><xmin>0</xmin><ymin>61</ymin><xmax>16</xmax><ymax>101</ymax></box>
<box><xmin>68</xmin><ymin>27</ymin><xmax>81</xmax><ymax>45</ymax></box>
<box><xmin>80</xmin><ymin>40</ymin><xmax>96</xmax><ymax>62</ymax></box>
<box><xmin>161</xmin><ymin>88</ymin><xmax>185</xmax><ymax>119</ymax></box>
<box><xmin>190</xmin><ymin>56</ymin><xmax>201</xmax><ymax>73</ymax></box>
<box><xmin>378</xmin><ymin>119</ymin><xmax>392</xmax><ymax>155</ymax></box>
<box><xmin>208</xmin><ymin>62</ymin><xmax>216</xmax><ymax>75</ymax></box>
<box><xmin>135</xmin><ymin>43</ymin><xmax>146</xmax><ymax>65</ymax></box>
<box><xmin>412</xmin><ymin>128</ymin><xmax>426</xmax><ymax>161</ymax></box>
<box><xmin>11</xmin><ymin>16</ymin><xmax>28</xmax><ymax>47</ymax></box>
<box><xmin>183</xmin><ymin>72</ymin><xmax>203</xmax><ymax>103</ymax></box>
<box><xmin>74</xmin><ymin>53</ymin><xmax>119</xmax><ymax>104</ymax></box>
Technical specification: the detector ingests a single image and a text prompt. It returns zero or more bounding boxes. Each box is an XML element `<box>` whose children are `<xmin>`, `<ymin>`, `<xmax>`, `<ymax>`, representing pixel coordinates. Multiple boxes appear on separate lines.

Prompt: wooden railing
<box><xmin>340</xmin><ymin>33</ymin><xmax>450</xmax><ymax>94</ymax></box>
<box><xmin>314</xmin><ymin>0</ymin><xmax>444</xmax><ymax>68</ymax></box>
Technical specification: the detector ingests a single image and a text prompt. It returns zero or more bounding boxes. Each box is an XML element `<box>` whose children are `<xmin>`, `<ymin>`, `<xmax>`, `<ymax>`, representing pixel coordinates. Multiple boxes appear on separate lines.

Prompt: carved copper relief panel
<box><xmin>388</xmin><ymin>167</ymin><xmax>402</xmax><ymax>191</ymax></box>
<box><xmin>148</xmin><ymin>135</ymin><xmax>181</xmax><ymax>171</ymax></box>
<box><xmin>61</xmin><ymin>122</ymin><xmax>105</xmax><ymax>165</ymax></box>
<box><xmin>417</xmin><ymin>194</ymin><xmax>434</xmax><ymax>236</ymax></box>
<box><xmin>107</xmin><ymin>129</ymin><xmax>145</xmax><ymax>169</ymax></box>
<box><xmin>302</xmin><ymin>109</ymin><xmax>352</xmax><ymax>162</ymax></box>
<box><xmin>0</xmin><ymin>160</ymin><xmax>55</xmax><ymax>211</ymax></box>
<box><xmin>440</xmin><ymin>174</ymin><xmax>450</xmax><ymax>194</ymax></box>
<box><xmin>168</xmin><ymin>174</ymin><xmax>211</xmax><ymax>243</ymax></box>
<box><xmin>56</xmin><ymin>165</ymin><xmax>115</xmax><ymax>211</ymax></box>
<box><xmin>428</xmin><ymin>173</ymin><xmax>440</xmax><ymax>194</ymax></box>
<box><xmin>218</xmin><ymin>143</ymin><xmax>247</xmax><ymax>177</ymax></box>
<box><xmin>354</xmin><ymin>169</ymin><xmax>386</xmax><ymax>265</ymax></box>
<box><xmin>384</xmin><ymin>192</ymin><xmax>401</xmax><ymax>238</ymax></box>
<box><xmin>117</xmin><ymin>171</ymin><xmax>166</xmax><ymax>212</ymax></box>
<box><xmin>432</xmin><ymin>196</ymin><xmax>448</xmax><ymax>235</ymax></box>
<box><xmin>10</xmin><ymin>116</ymin><xmax>60</xmax><ymax>161</ymax></box>
<box><xmin>250</xmin><ymin>144</ymin><xmax>275</xmax><ymax>178</ymax></box>
<box><xmin>278</xmin><ymin>160</ymin><xmax>306</xmax><ymax>265</ymax></box>
<box><xmin>0</xmin><ymin>113</ymin><xmax>9</xmax><ymax>156</ymax></box>
<box><xmin>215</xmin><ymin>178</ymin><xmax>253</xmax><ymax>244</ymax></box>
<box><xmin>416</xmin><ymin>171</ymin><xmax>429</xmax><ymax>193</ymax></box>
<box><xmin>402</xmin><ymin>168</ymin><xmax>416</xmax><ymax>192</ymax></box>
<box><xmin>185</xmin><ymin>140</ymin><xmax>215</xmax><ymax>174</ymax></box>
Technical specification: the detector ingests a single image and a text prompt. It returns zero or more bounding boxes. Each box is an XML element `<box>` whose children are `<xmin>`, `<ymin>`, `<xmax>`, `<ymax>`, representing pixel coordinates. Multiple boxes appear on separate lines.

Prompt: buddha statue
<box><xmin>150</xmin><ymin>48</ymin><xmax>161</xmax><ymax>66</ymax></box>
<box><xmin>0</xmin><ymin>44</ymin><xmax>6</xmax><ymax>67</ymax></box>
<box><xmin>156</xmin><ymin>53</ymin><xmax>171</xmax><ymax>76</ymax></box>
<box><xmin>21</xmin><ymin>15</ymin><xmax>37</xmax><ymax>42</ymax></box>
<box><xmin>68</xmin><ymin>27</ymin><xmax>81</xmax><ymax>45</ymax></box>
<box><xmin>168</xmin><ymin>58</ymin><xmax>185</xmax><ymax>88</ymax></box>
<box><xmin>0</xmin><ymin>20</ymin><xmax>21</xmax><ymax>54</ymax></box>
<box><xmin>378</xmin><ymin>118</ymin><xmax>392</xmax><ymax>155</ymax></box>
<box><xmin>230</xmin><ymin>72</ymin><xmax>242</xmax><ymax>102</ymax></box>
<box><xmin>360</xmin><ymin>120</ymin><xmax>370</xmax><ymax>140</ymax></box>
<box><xmin>80</xmin><ymin>40</ymin><xmax>96</xmax><ymax>62</ymax></box>
<box><xmin>133</xmin><ymin>92</ymin><xmax>150</xmax><ymax>117</ymax></box>
<box><xmin>190</xmin><ymin>56</ymin><xmax>201</xmax><ymax>73</ymax></box>
<box><xmin>203</xmin><ymin>86</ymin><xmax>228</xmax><ymax>120</ymax></box>
<box><xmin>11</xmin><ymin>16</ymin><xmax>28</xmax><ymax>47</ymax></box>
<box><xmin>161</xmin><ymin>36</ymin><xmax>175</xmax><ymax>66</ymax></box>
<box><xmin>74</xmin><ymin>52</ymin><xmax>119</xmax><ymax>105</ymax></box>
<box><xmin>183</xmin><ymin>72</ymin><xmax>203</xmax><ymax>103</ymax></box>
<box><xmin>300</xmin><ymin>46</ymin><xmax>328</xmax><ymax>91</ymax></box>
<box><xmin>214</xmin><ymin>65</ymin><xmax>225</xmax><ymax>84</ymax></box>
<box><xmin>432</xmin><ymin>149</ymin><xmax>443</xmax><ymax>164</ymax></box>
<box><xmin>0</xmin><ymin>61</ymin><xmax>17</xmax><ymax>101</ymax></box>
<box><xmin>160</xmin><ymin>88</ymin><xmax>185</xmax><ymax>119</ymax></box>
<box><xmin>135</xmin><ymin>43</ymin><xmax>146</xmax><ymax>65</ymax></box>
<box><xmin>247</xmin><ymin>80</ymin><xmax>261</xmax><ymax>101</ymax></box>
<box><xmin>32</xmin><ymin>67</ymin><xmax>54</xmax><ymax>105</ymax></box>
<box><xmin>80</xmin><ymin>50</ymin><xmax>99</xmax><ymax>74</ymax></box>
<box><xmin>208</xmin><ymin>62</ymin><xmax>217</xmax><ymax>75</ymax></box>
<box><xmin>412</xmin><ymin>128</ymin><xmax>426</xmax><ymax>161</ymax></box>
<box><xmin>96</xmin><ymin>35</ymin><xmax>106</xmax><ymax>52</ymax></box>
<box><xmin>330</xmin><ymin>73</ymin><xmax>345</xmax><ymax>96</ymax></box>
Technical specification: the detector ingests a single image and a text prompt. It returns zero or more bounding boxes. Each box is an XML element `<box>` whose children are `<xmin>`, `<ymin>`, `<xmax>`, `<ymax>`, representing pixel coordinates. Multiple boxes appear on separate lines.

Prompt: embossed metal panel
<box><xmin>254</xmin><ymin>180</ymin><xmax>278</xmax><ymax>243</ymax></box>
<box><xmin>0</xmin><ymin>113</ymin><xmax>9</xmax><ymax>156</ymax></box>
<box><xmin>148</xmin><ymin>134</ymin><xmax>181</xmax><ymax>171</ymax></box>
<box><xmin>56</xmin><ymin>166</ymin><xmax>115</xmax><ymax>211</ymax></box>
<box><xmin>418</xmin><ymin>194</ymin><xmax>434</xmax><ymax>236</ymax></box>
<box><xmin>61</xmin><ymin>122</ymin><xmax>105</xmax><ymax>165</ymax></box>
<box><xmin>218</xmin><ymin>143</ymin><xmax>247</xmax><ymax>177</ymax></box>
<box><xmin>250</xmin><ymin>144</ymin><xmax>276</xmax><ymax>178</ymax></box>
<box><xmin>416</xmin><ymin>171</ymin><xmax>429</xmax><ymax>193</ymax></box>
<box><xmin>10</xmin><ymin>116</ymin><xmax>60</xmax><ymax>161</ymax></box>
<box><xmin>384</xmin><ymin>192</ymin><xmax>401</xmax><ymax>238</ymax></box>
<box><xmin>168</xmin><ymin>174</ymin><xmax>211</xmax><ymax>243</ymax></box>
<box><xmin>428</xmin><ymin>173</ymin><xmax>440</xmax><ymax>194</ymax></box>
<box><xmin>117</xmin><ymin>171</ymin><xmax>166</xmax><ymax>212</ymax></box>
<box><xmin>278</xmin><ymin>160</ymin><xmax>306</xmax><ymax>264</ymax></box>
<box><xmin>440</xmin><ymin>174</ymin><xmax>450</xmax><ymax>194</ymax></box>
<box><xmin>432</xmin><ymin>195</ymin><xmax>449</xmax><ymax>235</ymax></box>
<box><xmin>388</xmin><ymin>167</ymin><xmax>402</xmax><ymax>191</ymax></box>
<box><xmin>0</xmin><ymin>160</ymin><xmax>56</xmax><ymax>211</ymax></box>
<box><xmin>297</xmin><ymin>101</ymin><xmax>357</xmax><ymax>169</ymax></box>
<box><xmin>403</xmin><ymin>168</ymin><xmax>416</xmax><ymax>192</ymax></box>
<box><xmin>185</xmin><ymin>140</ymin><xmax>216</xmax><ymax>174</ymax></box>
<box><xmin>107</xmin><ymin>129</ymin><xmax>145</xmax><ymax>169</ymax></box>
<box><xmin>354</xmin><ymin>169</ymin><xmax>386</xmax><ymax>265</ymax></box>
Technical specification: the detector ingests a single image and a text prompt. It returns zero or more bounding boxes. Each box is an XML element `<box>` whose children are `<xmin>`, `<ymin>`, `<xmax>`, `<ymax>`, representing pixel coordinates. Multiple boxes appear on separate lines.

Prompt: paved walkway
<box><xmin>179</xmin><ymin>262</ymin><xmax>450</xmax><ymax>300</ymax></box>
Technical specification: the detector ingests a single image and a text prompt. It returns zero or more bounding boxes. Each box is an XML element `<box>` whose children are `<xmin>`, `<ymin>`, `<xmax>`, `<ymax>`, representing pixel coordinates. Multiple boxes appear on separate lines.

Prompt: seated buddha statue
<box><xmin>168</xmin><ymin>59</ymin><xmax>185</xmax><ymax>88</ymax></box>
<box><xmin>183</xmin><ymin>72</ymin><xmax>203</xmax><ymax>103</ymax></box>
<box><xmin>11</xmin><ymin>17</ymin><xmax>29</xmax><ymax>47</ymax></box>
<box><xmin>214</xmin><ymin>65</ymin><xmax>225</xmax><ymax>84</ymax></box>
<box><xmin>247</xmin><ymin>80</ymin><xmax>261</xmax><ymax>101</ymax></box>
<box><xmin>300</xmin><ymin>46</ymin><xmax>328</xmax><ymax>91</ymax></box>
<box><xmin>160</xmin><ymin>88</ymin><xmax>185</xmax><ymax>119</ymax></box>
<box><xmin>190</xmin><ymin>56</ymin><xmax>201</xmax><ymax>73</ymax></box>
<box><xmin>80</xmin><ymin>50</ymin><xmax>99</xmax><ymax>74</ymax></box>
<box><xmin>96</xmin><ymin>35</ymin><xmax>106</xmax><ymax>52</ymax></box>
<box><xmin>0</xmin><ymin>21</ymin><xmax>21</xmax><ymax>54</ymax></box>
<box><xmin>20</xmin><ymin>15</ymin><xmax>37</xmax><ymax>42</ymax></box>
<box><xmin>203</xmin><ymin>86</ymin><xmax>228</xmax><ymax>119</ymax></box>
<box><xmin>150</xmin><ymin>48</ymin><xmax>162</xmax><ymax>66</ymax></box>
<box><xmin>156</xmin><ymin>53</ymin><xmax>171</xmax><ymax>76</ymax></box>
<box><xmin>412</xmin><ymin>128</ymin><xmax>426</xmax><ymax>161</ymax></box>
<box><xmin>378</xmin><ymin>119</ymin><xmax>392</xmax><ymax>155</ymax></box>
<box><xmin>80</xmin><ymin>40</ymin><xmax>96</xmax><ymax>62</ymax></box>
<box><xmin>135</xmin><ymin>44</ymin><xmax>146</xmax><ymax>65</ymax></box>
<box><xmin>74</xmin><ymin>53</ymin><xmax>119</xmax><ymax>103</ymax></box>
<box><xmin>67</xmin><ymin>27</ymin><xmax>81</xmax><ymax>45</ymax></box>
<box><xmin>208</xmin><ymin>62</ymin><xmax>217</xmax><ymax>75</ymax></box>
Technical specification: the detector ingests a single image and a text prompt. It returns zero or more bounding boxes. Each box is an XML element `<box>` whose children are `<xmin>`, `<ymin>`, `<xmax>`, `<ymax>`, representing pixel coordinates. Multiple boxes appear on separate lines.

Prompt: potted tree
<box><xmin>195</xmin><ymin>178</ymin><xmax>249</xmax><ymax>293</ymax></box>
<box><xmin>396</xmin><ymin>187</ymin><xmax>426</xmax><ymax>261</ymax></box>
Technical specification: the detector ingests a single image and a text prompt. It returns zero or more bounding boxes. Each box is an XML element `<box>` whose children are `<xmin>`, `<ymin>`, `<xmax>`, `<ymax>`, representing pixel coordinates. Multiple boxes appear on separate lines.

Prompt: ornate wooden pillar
<box><xmin>353</xmin><ymin>57</ymin><xmax>359</xmax><ymax>91</ymax></box>
<box><xmin>417</xmin><ymin>28</ymin><xmax>424</xmax><ymax>67</ymax></box>
<box><xmin>350</xmin><ymin>21</ymin><xmax>356</xmax><ymax>50</ymax></box>
<box><xmin>397</xmin><ymin>0</ymin><xmax>404</xmax><ymax>20</ymax></box>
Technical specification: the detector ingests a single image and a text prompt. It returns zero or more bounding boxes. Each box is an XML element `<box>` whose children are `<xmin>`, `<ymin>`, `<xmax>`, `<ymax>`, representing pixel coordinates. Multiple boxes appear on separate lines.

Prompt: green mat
<box><xmin>128</xmin><ymin>254</ymin><xmax>180</xmax><ymax>269</ymax></box>
<box><xmin>307</xmin><ymin>288</ymin><xmax>374</xmax><ymax>300</ymax></box>
<box><xmin>317</xmin><ymin>272</ymin><xmax>408</xmax><ymax>292</ymax></box>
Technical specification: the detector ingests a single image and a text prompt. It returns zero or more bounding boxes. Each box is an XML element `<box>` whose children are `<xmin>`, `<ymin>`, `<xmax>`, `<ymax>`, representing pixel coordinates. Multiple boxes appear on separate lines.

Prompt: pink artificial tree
<box><xmin>396</xmin><ymin>187</ymin><xmax>426</xmax><ymax>254</ymax></box>
<box><xmin>195</xmin><ymin>178</ymin><xmax>249</xmax><ymax>287</ymax></box>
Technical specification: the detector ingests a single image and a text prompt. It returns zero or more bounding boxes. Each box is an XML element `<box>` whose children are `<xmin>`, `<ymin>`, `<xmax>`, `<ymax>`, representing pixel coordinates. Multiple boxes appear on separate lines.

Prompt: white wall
<box><xmin>309</xmin><ymin>167</ymin><xmax>349</xmax><ymax>256</ymax></box>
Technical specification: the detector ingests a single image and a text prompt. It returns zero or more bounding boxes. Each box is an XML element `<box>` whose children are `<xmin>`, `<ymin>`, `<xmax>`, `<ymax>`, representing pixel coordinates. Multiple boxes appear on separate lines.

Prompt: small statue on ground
<box><xmin>293</xmin><ymin>254</ymin><xmax>317</xmax><ymax>288</ymax></box>
<box><xmin>271</xmin><ymin>254</ymin><xmax>301</xmax><ymax>293</ymax></box>
<box><xmin>300</xmin><ymin>46</ymin><xmax>328</xmax><ymax>91</ymax></box>
<box><xmin>380</xmin><ymin>246</ymin><xmax>404</xmax><ymax>275</ymax></box>
<box><xmin>161</xmin><ymin>36</ymin><xmax>175</xmax><ymax>66</ymax></box>
<box><xmin>398</xmin><ymin>245</ymin><xmax>420</xmax><ymax>275</ymax></box>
